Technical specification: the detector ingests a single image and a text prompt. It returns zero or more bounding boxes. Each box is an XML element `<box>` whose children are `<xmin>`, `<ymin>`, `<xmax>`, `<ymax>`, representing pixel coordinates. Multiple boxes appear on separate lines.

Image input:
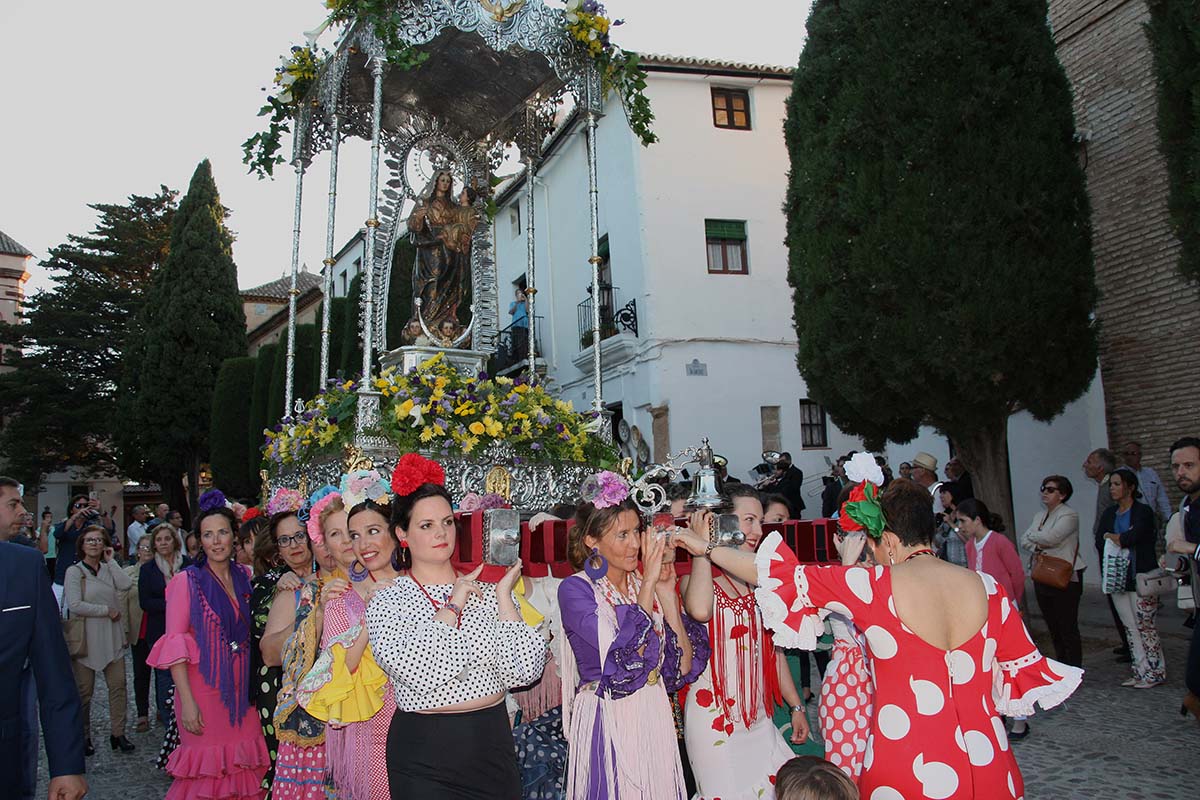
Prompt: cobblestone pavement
<box><xmin>36</xmin><ymin>584</ymin><xmax>1200</xmax><ymax>799</ymax></box>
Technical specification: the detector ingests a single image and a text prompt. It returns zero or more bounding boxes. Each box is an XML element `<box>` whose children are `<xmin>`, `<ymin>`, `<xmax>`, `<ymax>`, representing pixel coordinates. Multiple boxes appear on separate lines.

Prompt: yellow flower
<box><xmin>454</xmin><ymin>402</ymin><xmax>476</xmax><ymax>416</ymax></box>
<box><xmin>462</xmin><ymin>435</ymin><xmax>480</xmax><ymax>454</ymax></box>
<box><xmin>514</xmin><ymin>384</ymin><xmax>529</xmax><ymax>394</ymax></box>
<box><xmin>373</xmin><ymin>377</ymin><xmax>388</xmax><ymax>390</ymax></box>
<box><xmin>496</xmin><ymin>376</ymin><xmax>513</xmax><ymax>386</ymax></box>
<box><xmin>469</xmin><ymin>421</ymin><xmax>485</xmax><ymax>436</ymax></box>
<box><xmin>317</xmin><ymin>422</ymin><xmax>339</xmax><ymax>446</ymax></box>
<box><xmin>420</xmin><ymin>352</ymin><xmax>445</xmax><ymax>369</ymax></box>
<box><xmin>520</xmin><ymin>419</ymin><xmax>532</xmax><ymax>437</ymax></box>
<box><xmin>394</xmin><ymin>398</ymin><xmax>414</xmax><ymax>420</ymax></box>
<box><xmin>482</xmin><ymin>416</ymin><xmax>503</xmax><ymax>437</ymax></box>
<box><xmin>419</xmin><ymin>426</ymin><xmax>435</xmax><ymax>443</ymax></box>
<box><xmin>513</xmin><ymin>412</ymin><xmax>528</xmax><ymax>420</ymax></box>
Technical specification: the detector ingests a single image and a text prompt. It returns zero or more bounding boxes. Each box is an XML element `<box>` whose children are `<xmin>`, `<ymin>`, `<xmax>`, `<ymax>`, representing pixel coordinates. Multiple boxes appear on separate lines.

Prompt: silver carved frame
<box><xmin>272</xmin><ymin>0</ymin><xmax>612</xmax><ymax>503</ymax></box>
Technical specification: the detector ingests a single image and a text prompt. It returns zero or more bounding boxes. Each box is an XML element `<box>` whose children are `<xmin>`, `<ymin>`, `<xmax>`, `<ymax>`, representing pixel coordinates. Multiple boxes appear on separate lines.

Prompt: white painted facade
<box><xmin>488</xmin><ymin>57</ymin><xmax>1107</xmax><ymax>522</ymax></box>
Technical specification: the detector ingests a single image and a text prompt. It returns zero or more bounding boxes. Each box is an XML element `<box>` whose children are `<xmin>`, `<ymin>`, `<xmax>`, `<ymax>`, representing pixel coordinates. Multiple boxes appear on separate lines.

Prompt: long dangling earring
<box><xmin>585</xmin><ymin>546</ymin><xmax>608</xmax><ymax>581</ymax></box>
<box><xmin>349</xmin><ymin>560</ymin><xmax>369</xmax><ymax>582</ymax></box>
<box><xmin>390</xmin><ymin>547</ymin><xmax>403</xmax><ymax>571</ymax></box>
<box><xmin>888</xmin><ymin>550</ymin><xmax>896</xmax><ymax>565</ymax></box>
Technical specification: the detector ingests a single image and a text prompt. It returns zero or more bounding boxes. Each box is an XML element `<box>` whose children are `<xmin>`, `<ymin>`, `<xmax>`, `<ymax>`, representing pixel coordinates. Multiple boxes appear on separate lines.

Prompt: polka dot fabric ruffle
<box><xmin>754</xmin><ymin>532</ymin><xmax>1083</xmax><ymax>800</ymax></box>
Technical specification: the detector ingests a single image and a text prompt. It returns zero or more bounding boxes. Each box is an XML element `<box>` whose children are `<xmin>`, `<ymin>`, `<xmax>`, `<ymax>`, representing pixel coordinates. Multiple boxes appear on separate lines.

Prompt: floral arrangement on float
<box><xmin>262</xmin><ymin>352</ymin><xmax>615</xmax><ymax>472</ymax></box>
<box><xmin>561</xmin><ymin>0</ymin><xmax>657</xmax><ymax>146</ymax></box>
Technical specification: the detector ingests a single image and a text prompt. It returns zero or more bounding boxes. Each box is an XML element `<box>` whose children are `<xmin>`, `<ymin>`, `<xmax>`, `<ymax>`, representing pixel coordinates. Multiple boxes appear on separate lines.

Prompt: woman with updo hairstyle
<box><xmin>147</xmin><ymin>490</ymin><xmax>268</xmax><ymax>800</ymax></box>
<box><xmin>558</xmin><ymin>472</ymin><xmax>709</xmax><ymax>799</ymax></box>
<box><xmin>673</xmin><ymin>477</ymin><xmax>1082</xmax><ymax>799</ymax></box>
<box><xmin>955</xmin><ymin>497</ymin><xmax>1026</xmax><ymax>609</ymax></box>
<box><xmin>302</xmin><ymin>469</ymin><xmax>403</xmax><ymax>800</ymax></box>
<box><xmin>367</xmin><ymin>453</ymin><xmax>547</xmax><ymax>800</ymax></box>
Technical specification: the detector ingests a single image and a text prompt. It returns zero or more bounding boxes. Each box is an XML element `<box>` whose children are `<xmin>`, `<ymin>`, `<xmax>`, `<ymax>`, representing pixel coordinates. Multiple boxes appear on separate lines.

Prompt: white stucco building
<box><xmin>492</xmin><ymin>56</ymin><xmax>1106</xmax><ymax>530</ymax></box>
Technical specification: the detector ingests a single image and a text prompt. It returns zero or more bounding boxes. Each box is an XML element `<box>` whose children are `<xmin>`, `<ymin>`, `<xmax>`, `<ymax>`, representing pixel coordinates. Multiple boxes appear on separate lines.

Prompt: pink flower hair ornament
<box><xmin>303</xmin><ymin>485</ymin><xmax>342</xmax><ymax>545</ymax></box>
<box><xmin>266</xmin><ymin>488</ymin><xmax>306</xmax><ymax>517</ymax></box>
<box><xmin>580</xmin><ymin>470</ymin><xmax>631</xmax><ymax>509</ymax></box>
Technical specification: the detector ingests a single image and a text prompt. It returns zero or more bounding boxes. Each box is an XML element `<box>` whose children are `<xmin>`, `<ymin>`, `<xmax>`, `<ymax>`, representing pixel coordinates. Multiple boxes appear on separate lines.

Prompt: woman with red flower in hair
<box><xmin>366</xmin><ymin>453</ymin><xmax>548</xmax><ymax>799</ymax></box>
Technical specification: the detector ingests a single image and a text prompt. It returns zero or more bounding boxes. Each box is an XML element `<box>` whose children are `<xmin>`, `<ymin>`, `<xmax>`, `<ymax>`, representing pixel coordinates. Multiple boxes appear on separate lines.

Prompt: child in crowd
<box><xmin>775</xmin><ymin>756</ymin><xmax>859</xmax><ymax>800</ymax></box>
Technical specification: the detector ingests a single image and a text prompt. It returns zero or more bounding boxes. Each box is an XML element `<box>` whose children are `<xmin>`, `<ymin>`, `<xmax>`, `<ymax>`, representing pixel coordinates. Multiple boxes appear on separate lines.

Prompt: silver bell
<box><xmin>685</xmin><ymin>437</ymin><xmax>729</xmax><ymax>512</ymax></box>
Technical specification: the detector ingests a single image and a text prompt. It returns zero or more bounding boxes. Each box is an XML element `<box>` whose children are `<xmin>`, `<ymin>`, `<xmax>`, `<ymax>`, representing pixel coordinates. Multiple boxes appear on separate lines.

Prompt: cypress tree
<box><xmin>293</xmin><ymin>323</ymin><xmax>319</xmax><ymax>402</ymax></box>
<box><xmin>386</xmin><ymin>237</ymin><xmax>415</xmax><ymax>349</ymax></box>
<box><xmin>133</xmin><ymin>160</ymin><xmax>247</xmax><ymax>512</ymax></box>
<box><xmin>1147</xmin><ymin>0</ymin><xmax>1200</xmax><ymax>283</ymax></box>
<box><xmin>268</xmin><ymin>339</ymin><xmax>288</xmax><ymax>423</ymax></box>
<box><xmin>326</xmin><ymin>296</ymin><xmax>348</xmax><ymax>380</ymax></box>
<box><xmin>339</xmin><ymin>273</ymin><xmax>364</xmax><ymax>376</ymax></box>
<box><xmin>209</xmin><ymin>356</ymin><xmax>257</xmax><ymax>499</ymax></box>
<box><xmin>784</xmin><ymin>0</ymin><xmax>1097</xmax><ymax>530</ymax></box>
<box><xmin>247</xmin><ymin>343</ymin><xmax>279</xmax><ymax>478</ymax></box>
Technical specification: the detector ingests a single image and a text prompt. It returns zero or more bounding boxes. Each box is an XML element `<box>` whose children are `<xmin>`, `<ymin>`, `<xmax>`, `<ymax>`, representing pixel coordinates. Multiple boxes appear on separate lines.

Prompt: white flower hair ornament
<box><xmin>844</xmin><ymin>452</ymin><xmax>885</xmax><ymax>487</ymax></box>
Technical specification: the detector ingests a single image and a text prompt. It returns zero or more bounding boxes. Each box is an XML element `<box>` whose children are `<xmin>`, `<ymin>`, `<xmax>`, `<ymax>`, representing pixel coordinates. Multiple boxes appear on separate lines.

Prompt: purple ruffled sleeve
<box><xmin>598</xmin><ymin>604</ymin><xmax>661</xmax><ymax>698</ymax></box>
<box><xmin>662</xmin><ymin>612</ymin><xmax>710</xmax><ymax>692</ymax></box>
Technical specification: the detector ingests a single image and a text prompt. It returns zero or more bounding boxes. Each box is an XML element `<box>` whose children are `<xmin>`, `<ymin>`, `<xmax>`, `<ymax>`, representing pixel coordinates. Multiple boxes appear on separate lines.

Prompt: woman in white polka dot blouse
<box><xmin>675</xmin><ymin>478</ymin><xmax>1084</xmax><ymax>800</ymax></box>
<box><xmin>366</xmin><ymin>454</ymin><xmax>548</xmax><ymax>799</ymax></box>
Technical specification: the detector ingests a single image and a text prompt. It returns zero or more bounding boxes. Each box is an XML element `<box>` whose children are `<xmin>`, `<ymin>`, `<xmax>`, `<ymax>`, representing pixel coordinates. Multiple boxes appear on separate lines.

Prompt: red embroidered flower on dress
<box><xmin>711</xmin><ymin>714</ymin><xmax>726</xmax><ymax>732</ymax></box>
<box><xmin>694</xmin><ymin>688</ymin><xmax>714</xmax><ymax>708</ymax></box>
<box><xmin>390</xmin><ymin>452</ymin><xmax>446</xmax><ymax>496</ymax></box>
<box><xmin>729</xmin><ymin>624</ymin><xmax>750</xmax><ymax>639</ymax></box>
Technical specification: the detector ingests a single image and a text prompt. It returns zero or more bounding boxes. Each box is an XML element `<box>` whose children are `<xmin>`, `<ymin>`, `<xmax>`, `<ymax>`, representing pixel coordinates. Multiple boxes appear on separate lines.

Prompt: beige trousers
<box><xmin>72</xmin><ymin>657</ymin><xmax>127</xmax><ymax>738</ymax></box>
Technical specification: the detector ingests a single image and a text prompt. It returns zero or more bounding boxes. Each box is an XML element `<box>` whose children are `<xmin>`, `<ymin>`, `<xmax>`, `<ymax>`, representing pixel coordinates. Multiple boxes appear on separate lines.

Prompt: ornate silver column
<box><xmin>319</xmin><ymin>109</ymin><xmax>341</xmax><ymax>384</ymax></box>
<box><xmin>356</xmin><ymin>54</ymin><xmax>386</xmax><ymax>443</ymax></box>
<box><xmin>524</xmin><ymin>154</ymin><xmax>538</xmax><ymax>377</ymax></box>
<box><xmin>284</xmin><ymin>150</ymin><xmax>308</xmax><ymax>416</ymax></box>
<box><xmin>581</xmin><ymin>69</ymin><xmax>612</xmax><ymax>442</ymax></box>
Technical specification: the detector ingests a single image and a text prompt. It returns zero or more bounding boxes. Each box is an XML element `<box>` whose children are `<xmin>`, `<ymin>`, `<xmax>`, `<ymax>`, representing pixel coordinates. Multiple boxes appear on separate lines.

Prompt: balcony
<box><xmin>577</xmin><ymin>284</ymin><xmax>638</xmax><ymax>351</ymax></box>
<box><xmin>489</xmin><ymin>316</ymin><xmax>543</xmax><ymax>377</ymax></box>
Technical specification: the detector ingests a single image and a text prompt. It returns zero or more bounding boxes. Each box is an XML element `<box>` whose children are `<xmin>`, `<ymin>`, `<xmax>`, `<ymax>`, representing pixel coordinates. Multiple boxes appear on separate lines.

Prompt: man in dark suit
<box><xmin>773</xmin><ymin>452</ymin><xmax>807</xmax><ymax>517</ymax></box>
<box><xmin>0</xmin><ymin>476</ymin><xmax>87</xmax><ymax>800</ymax></box>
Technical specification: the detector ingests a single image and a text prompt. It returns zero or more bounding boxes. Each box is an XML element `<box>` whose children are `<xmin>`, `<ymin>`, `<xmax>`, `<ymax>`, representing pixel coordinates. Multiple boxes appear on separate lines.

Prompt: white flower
<box><xmin>279</xmin><ymin>72</ymin><xmax>297</xmax><ymax>87</ymax></box>
<box><xmin>408</xmin><ymin>404</ymin><xmax>424</xmax><ymax>428</ymax></box>
<box><xmin>304</xmin><ymin>18</ymin><xmax>332</xmax><ymax>48</ymax></box>
<box><xmin>845</xmin><ymin>452</ymin><xmax>884</xmax><ymax>486</ymax></box>
<box><xmin>278</xmin><ymin>89</ymin><xmax>293</xmax><ymax>104</ymax></box>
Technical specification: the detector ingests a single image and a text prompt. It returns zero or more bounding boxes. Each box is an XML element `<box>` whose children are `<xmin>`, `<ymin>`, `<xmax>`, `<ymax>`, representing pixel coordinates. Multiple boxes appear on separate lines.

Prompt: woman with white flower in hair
<box><xmin>558</xmin><ymin>470</ymin><xmax>710</xmax><ymax>800</ymax></box>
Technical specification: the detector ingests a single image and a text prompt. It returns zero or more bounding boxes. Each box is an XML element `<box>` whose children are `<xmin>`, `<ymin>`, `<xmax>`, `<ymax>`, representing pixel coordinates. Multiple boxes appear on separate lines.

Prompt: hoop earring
<box><xmin>391</xmin><ymin>546</ymin><xmax>405</xmax><ymax>572</ymax></box>
<box><xmin>584</xmin><ymin>547</ymin><xmax>608</xmax><ymax>581</ymax></box>
<box><xmin>349</xmin><ymin>561</ymin><xmax>369</xmax><ymax>582</ymax></box>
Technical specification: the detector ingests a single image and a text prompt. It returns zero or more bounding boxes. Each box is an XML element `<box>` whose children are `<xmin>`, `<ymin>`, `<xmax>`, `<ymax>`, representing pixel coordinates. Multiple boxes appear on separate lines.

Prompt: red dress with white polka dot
<box><xmin>754</xmin><ymin>533</ymin><xmax>1082</xmax><ymax>800</ymax></box>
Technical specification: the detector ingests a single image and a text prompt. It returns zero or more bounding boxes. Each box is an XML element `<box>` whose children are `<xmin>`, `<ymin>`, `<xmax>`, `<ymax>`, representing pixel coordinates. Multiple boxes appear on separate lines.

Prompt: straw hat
<box><xmin>911</xmin><ymin>452</ymin><xmax>939</xmax><ymax>473</ymax></box>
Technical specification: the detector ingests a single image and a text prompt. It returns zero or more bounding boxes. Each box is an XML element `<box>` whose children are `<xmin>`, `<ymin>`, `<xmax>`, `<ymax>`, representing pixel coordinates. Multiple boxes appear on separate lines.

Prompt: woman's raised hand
<box><xmin>496</xmin><ymin>559</ymin><xmax>523</xmax><ymax>599</ymax></box>
<box><xmin>320</xmin><ymin>577</ymin><xmax>349</xmax><ymax>607</ymax></box>
<box><xmin>276</xmin><ymin>571</ymin><xmax>303</xmax><ymax>593</ymax></box>
<box><xmin>640</xmin><ymin>528</ymin><xmax>666</xmax><ymax>572</ymax></box>
<box><xmin>670</xmin><ymin>509</ymin><xmax>713</xmax><ymax>557</ymax></box>
<box><xmin>450</xmin><ymin>563</ymin><xmax>485</xmax><ymax>609</ymax></box>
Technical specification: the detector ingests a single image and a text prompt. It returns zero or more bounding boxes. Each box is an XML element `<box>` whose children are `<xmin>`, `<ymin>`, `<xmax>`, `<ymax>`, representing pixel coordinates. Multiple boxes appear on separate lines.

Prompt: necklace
<box><xmin>410</xmin><ymin>573</ymin><xmax>452</xmax><ymax>612</ymax></box>
<box><xmin>903</xmin><ymin>548</ymin><xmax>936</xmax><ymax>562</ymax></box>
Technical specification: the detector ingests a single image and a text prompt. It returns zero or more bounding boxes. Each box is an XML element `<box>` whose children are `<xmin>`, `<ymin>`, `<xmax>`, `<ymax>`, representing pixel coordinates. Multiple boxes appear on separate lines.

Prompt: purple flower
<box><xmin>477</xmin><ymin>372</ymin><xmax>489</xmax><ymax>381</ymax></box>
<box><xmin>273</xmin><ymin>424</ymin><xmax>284</xmax><ymax>432</ymax></box>
<box><xmin>555</xmin><ymin>423</ymin><xmax>566</xmax><ymax>433</ymax></box>
<box><xmin>436</xmin><ymin>417</ymin><xmax>449</xmax><ymax>430</ymax></box>
<box><xmin>531</xmin><ymin>442</ymin><xmax>542</xmax><ymax>451</ymax></box>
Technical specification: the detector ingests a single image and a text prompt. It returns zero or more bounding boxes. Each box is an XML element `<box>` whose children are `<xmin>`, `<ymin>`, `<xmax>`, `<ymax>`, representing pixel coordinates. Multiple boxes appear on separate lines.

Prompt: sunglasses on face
<box><xmin>1040</xmin><ymin>486</ymin><xmax>1060</xmax><ymax>494</ymax></box>
<box><xmin>276</xmin><ymin>532</ymin><xmax>309</xmax><ymax>548</ymax></box>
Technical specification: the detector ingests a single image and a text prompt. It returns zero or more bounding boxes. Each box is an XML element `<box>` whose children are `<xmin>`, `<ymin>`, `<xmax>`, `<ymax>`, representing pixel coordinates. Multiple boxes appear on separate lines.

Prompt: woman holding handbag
<box><xmin>1019</xmin><ymin>475</ymin><xmax>1084</xmax><ymax>667</ymax></box>
<box><xmin>1099</xmin><ymin>468</ymin><xmax>1166</xmax><ymax>689</ymax></box>
<box><xmin>64</xmin><ymin>524</ymin><xmax>136</xmax><ymax>755</ymax></box>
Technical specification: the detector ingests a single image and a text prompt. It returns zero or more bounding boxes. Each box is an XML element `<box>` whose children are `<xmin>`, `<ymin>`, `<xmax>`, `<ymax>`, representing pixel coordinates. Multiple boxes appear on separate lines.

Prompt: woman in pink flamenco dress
<box><xmin>675</xmin><ymin>477</ymin><xmax>1083</xmax><ymax>800</ymax></box>
<box><xmin>148</xmin><ymin>491</ymin><xmax>269</xmax><ymax>799</ymax></box>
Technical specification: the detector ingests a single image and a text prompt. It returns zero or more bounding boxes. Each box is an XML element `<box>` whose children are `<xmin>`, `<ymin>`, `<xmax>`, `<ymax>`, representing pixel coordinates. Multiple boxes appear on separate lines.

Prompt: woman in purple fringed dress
<box><xmin>558</xmin><ymin>486</ymin><xmax>710</xmax><ymax>800</ymax></box>
<box><xmin>148</xmin><ymin>492</ymin><xmax>269</xmax><ymax>800</ymax></box>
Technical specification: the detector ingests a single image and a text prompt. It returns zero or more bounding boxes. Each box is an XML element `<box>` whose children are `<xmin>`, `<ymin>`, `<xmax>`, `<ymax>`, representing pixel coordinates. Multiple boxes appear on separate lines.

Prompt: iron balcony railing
<box><xmin>491</xmin><ymin>316</ymin><xmax>543</xmax><ymax>375</ymax></box>
<box><xmin>577</xmin><ymin>284</ymin><xmax>638</xmax><ymax>351</ymax></box>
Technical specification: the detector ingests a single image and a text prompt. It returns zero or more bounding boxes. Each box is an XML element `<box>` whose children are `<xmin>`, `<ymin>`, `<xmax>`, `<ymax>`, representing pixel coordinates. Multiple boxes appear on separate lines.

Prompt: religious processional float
<box><xmin>250</xmin><ymin>0</ymin><xmax>700</xmax><ymax>529</ymax></box>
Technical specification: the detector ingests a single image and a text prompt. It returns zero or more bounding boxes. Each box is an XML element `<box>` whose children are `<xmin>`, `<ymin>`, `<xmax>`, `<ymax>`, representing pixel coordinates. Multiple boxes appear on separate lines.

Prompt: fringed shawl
<box><xmin>185</xmin><ymin>562</ymin><xmax>252</xmax><ymax>726</ymax></box>
<box><xmin>276</xmin><ymin>581</ymin><xmax>329</xmax><ymax>747</ymax></box>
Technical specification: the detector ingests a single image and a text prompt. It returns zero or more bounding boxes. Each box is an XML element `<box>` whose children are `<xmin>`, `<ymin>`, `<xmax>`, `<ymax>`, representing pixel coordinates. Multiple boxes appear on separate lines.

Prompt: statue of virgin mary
<box><xmin>406</xmin><ymin>169</ymin><xmax>479</xmax><ymax>337</ymax></box>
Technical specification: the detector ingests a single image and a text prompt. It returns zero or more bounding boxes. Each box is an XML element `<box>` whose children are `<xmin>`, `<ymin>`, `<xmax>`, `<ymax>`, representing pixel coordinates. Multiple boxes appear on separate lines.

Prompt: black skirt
<box><xmin>387</xmin><ymin>701</ymin><xmax>522</xmax><ymax>800</ymax></box>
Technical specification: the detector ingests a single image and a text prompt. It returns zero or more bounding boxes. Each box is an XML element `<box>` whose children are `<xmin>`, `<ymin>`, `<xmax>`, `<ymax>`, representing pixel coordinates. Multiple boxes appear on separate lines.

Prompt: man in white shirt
<box><xmin>126</xmin><ymin>505</ymin><xmax>149</xmax><ymax>558</ymax></box>
<box><xmin>910</xmin><ymin>452</ymin><xmax>944</xmax><ymax>514</ymax></box>
<box><xmin>1121</xmin><ymin>441</ymin><xmax>1172</xmax><ymax>522</ymax></box>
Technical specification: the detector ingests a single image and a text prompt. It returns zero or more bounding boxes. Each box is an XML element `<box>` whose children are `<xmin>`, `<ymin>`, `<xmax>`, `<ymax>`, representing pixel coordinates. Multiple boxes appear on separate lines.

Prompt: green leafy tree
<box><xmin>784</xmin><ymin>0</ymin><xmax>1097</xmax><ymax>530</ymax></box>
<box><xmin>247</xmin><ymin>343</ymin><xmax>279</xmax><ymax>478</ymax></box>
<box><xmin>387</xmin><ymin>237</ymin><xmax>415</xmax><ymax>348</ymax></box>
<box><xmin>209</xmin><ymin>357</ymin><xmax>257</xmax><ymax>499</ymax></box>
<box><xmin>0</xmin><ymin>190</ymin><xmax>177</xmax><ymax>486</ymax></box>
<box><xmin>1147</xmin><ymin>0</ymin><xmax>1200</xmax><ymax>284</ymax></box>
<box><xmin>129</xmin><ymin>160</ymin><xmax>247</xmax><ymax>513</ymax></box>
<box><xmin>293</xmin><ymin>323</ymin><xmax>319</xmax><ymax>403</ymax></box>
<box><xmin>268</xmin><ymin>338</ymin><xmax>288</xmax><ymax>427</ymax></box>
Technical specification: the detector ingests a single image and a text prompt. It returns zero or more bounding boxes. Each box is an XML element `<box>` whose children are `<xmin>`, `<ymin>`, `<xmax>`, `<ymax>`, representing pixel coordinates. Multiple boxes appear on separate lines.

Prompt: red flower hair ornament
<box><xmin>390</xmin><ymin>452</ymin><xmax>446</xmax><ymax>497</ymax></box>
<box><xmin>241</xmin><ymin>507</ymin><xmax>263</xmax><ymax>524</ymax></box>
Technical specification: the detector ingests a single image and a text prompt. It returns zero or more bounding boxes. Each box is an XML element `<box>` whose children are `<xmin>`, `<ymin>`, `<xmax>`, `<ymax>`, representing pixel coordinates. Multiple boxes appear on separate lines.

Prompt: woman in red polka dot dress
<box><xmin>675</xmin><ymin>477</ymin><xmax>1083</xmax><ymax>800</ymax></box>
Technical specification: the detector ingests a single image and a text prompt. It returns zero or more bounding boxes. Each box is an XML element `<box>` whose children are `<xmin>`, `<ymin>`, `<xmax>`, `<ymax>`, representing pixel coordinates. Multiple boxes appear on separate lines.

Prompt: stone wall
<box><xmin>1050</xmin><ymin>0</ymin><xmax>1200</xmax><ymax>496</ymax></box>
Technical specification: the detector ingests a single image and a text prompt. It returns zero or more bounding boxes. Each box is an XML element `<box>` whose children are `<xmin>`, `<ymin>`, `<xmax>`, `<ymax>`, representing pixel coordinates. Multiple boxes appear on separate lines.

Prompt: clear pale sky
<box><xmin>0</xmin><ymin>0</ymin><xmax>811</xmax><ymax>294</ymax></box>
